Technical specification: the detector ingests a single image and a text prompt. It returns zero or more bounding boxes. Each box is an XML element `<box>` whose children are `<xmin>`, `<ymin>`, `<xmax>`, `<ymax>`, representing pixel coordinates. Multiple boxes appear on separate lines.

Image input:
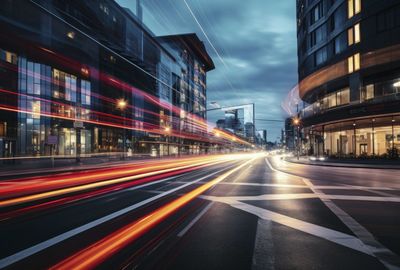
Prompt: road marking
<box><xmin>266</xmin><ymin>156</ymin><xmax>400</xmax><ymax>269</ymax></box>
<box><xmin>49</xmin><ymin>158</ymin><xmax>257</xmax><ymax>270</ymax></box>
<box><xmin>201</xmin><ymin>193</ymin><xmax>318</xmax><ymax>201</ymax></box>
<box><xmin>265</xmin><ymin>158</ymin><xmax>279</xmax><ymax>172</ymax></box>
<box><xmin>0</xmin><ymin>166</ymin><xmax>235</xmax><ymax>268</ymax></box>
<box><xmin>173</xmin><ymin>181</ymin><xmax>399</xmax><ymax>191</ymax></box>
<box><xmin>302</xmin><ymin>178</ymin><xmax>400</xmax><ymax>270</ymax></box>
<box><xmin>177</xmin><ymin>202</ymin><xmax>214</xmax><ymax>237</ymax></box>
<box><xmin>201</xmin><ymin>193</ymin><xmax>400</xmax><ymax>203</ymax></box>
<box><xmin>343</xmin><ymin>184</ymin><xmax>397</xmax><ymax>197</ymax></box>
<box><xmin>252</xmin><ymin>219</ymin><xmax>275</xmax><ymax>270</ymax></box>
<box><xmin>201</xmin><ymin>196</ymin><xmax>374</xmax><ymax>256</ymax></box>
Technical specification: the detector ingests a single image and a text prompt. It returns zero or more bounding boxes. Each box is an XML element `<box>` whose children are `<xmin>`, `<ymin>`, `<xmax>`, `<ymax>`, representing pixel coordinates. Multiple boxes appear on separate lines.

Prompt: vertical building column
<box><xmin>372</xmin><ymin>118</ymin><xmax>375</xmax><ymax>156</ymax></box>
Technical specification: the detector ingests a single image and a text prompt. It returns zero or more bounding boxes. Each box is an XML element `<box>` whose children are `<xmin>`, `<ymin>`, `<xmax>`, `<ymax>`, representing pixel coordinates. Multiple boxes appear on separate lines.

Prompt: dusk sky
<box><xmin>117</xmin><ymin>0</ymin><xmax>298</xmax><ymax>141</ymax></box>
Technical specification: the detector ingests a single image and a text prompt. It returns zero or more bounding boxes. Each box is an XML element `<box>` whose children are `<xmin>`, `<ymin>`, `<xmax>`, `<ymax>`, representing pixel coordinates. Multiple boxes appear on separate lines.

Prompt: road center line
<box><xmin>0</xmin><ymin>164</ymin><xmax>236</xmax><ymax>269</ymax></box>
<box><xmin>251</xmin><ymin>219</ymin><xmax>275</xmax><ymax>270</ymax></box>
<box><xmin>177</xmin><ymin>202</ymin><xmax>214</xmax><ymax>237</ymax></box>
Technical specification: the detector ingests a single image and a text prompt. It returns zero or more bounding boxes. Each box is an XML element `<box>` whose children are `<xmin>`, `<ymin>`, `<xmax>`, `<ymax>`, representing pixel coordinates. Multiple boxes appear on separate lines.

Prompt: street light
<box><xmin>292</xmin><ymin>117</ymin><xmax>301</xmax><ymax>160</ymax></box>
<box><xmin>117</xmin><ymin>99</ymin><xmax>127</xmax><ymax>110</ymax></box>
<box><xmin>117</xmin><ymin>99</ymin><xmax>127</xmax><ymax>159</ymax></box>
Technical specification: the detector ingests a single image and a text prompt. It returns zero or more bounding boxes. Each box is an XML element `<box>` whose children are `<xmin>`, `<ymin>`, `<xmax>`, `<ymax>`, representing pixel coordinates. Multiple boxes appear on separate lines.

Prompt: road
<box><xmin>0</xmin><ymin>153</ymin><xmax>399</xmax><ymax>269</ymax></box>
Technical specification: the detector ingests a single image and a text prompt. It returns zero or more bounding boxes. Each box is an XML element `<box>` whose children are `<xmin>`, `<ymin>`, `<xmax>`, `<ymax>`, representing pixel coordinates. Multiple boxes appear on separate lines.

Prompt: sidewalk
<box><xmin>285</xmin><ymin>156</ymin><xmax>400</xmax><ymax>170</ymax></box>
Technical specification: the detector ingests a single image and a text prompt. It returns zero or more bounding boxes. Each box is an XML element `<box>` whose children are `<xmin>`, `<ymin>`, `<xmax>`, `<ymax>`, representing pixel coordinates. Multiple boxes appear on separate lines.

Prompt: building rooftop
<box><xmin>157</xmin><ymin>33</ymin><xmax>215</xmax><ymax>72</ymax></box>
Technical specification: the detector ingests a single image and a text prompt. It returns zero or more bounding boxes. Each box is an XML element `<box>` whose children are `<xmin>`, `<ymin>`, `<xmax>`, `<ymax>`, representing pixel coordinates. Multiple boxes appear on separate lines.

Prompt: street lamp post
<box><xmin>117</xmin><ymin>99</ymin><xmax>127</xmax><ymax>160</ymax></box>
<box><xmin>293</xmin><ymin>117</ymin><xmax>300</xmax><ymax>160</ymax></box>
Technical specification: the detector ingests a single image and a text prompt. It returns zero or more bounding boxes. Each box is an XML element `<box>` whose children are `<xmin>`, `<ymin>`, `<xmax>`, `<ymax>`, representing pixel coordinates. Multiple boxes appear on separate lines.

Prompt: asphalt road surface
<box><xmin>1</xmin><ymin>154</ymin><xmax>400</xmax><ymax>270</ymax></box>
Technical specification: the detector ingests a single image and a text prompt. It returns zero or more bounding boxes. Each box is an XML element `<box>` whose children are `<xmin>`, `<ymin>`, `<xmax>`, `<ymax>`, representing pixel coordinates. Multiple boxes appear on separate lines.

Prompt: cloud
<box><xmin>117</xmin><ymin>0</ymin><xmax>298</xmax><ymax>140</ymax></box>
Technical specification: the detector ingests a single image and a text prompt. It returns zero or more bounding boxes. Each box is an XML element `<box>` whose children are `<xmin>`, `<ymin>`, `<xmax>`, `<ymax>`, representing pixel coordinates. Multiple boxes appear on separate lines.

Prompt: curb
<box><xmin>284</xmin><ymin>158</ymin><xmax>400</xmax><ymax>170</ymax></box>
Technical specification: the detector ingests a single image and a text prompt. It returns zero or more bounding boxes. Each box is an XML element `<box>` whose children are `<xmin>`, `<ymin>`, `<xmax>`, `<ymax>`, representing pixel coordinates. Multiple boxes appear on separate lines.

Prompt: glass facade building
<box><xmin>0</xmin><ymin>0</ymin><xmax>214</xmax><ymax>158</ymax></box>
<box><xmin>296</xmin><ymin>0</ymin><xmax>400</xmax><ymax>157</ymax></box>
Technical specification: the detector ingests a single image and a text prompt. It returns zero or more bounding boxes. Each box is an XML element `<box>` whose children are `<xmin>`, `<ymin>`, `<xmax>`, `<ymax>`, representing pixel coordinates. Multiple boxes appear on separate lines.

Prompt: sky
<box><xmin>116</xmin><ymin>0</ymin><xmax>298</xmax><ymax>141</ymax></box>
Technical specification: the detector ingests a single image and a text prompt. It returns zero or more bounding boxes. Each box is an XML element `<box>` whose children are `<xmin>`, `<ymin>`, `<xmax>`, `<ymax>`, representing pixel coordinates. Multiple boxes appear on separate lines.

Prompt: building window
<box><xmin>348</xmin><ymin>28</ymin><xmax>354</xmax><ymax>46</ymax></box>
<box><xmin>335</xmin><ymin>32</ymin><xmax>347</xmax><ymax>54</ymax></box>
<box><xmin>348</xmin><ymin>56</ymin><xmax>354</xmax><ymax>73</ymax></box>
<box><xmin>348</xmin><ymin>53</ymin><xmax>360</xmax><ymax>73</ymax></box>
<box><xmin>354</xmin><ymin>23</ymin><xmax>361</xmax><ymax>43</ymax></box>
<box><xmin>361</xmin><ymin>84</ymin><xmax>374</xmax><ymax>101</ymax></box>
<box><xmin>338</xmin><ymin>88</ymin><xmax>350</xmax><ymax>105</ymax></box>
<box><xmin>354</xmin><ymin>53</ymin><xmax>360</xmax><ymax>70</ymax></box>
<box><xmin>348</xmin><ymin>0</ymin><xmax>361</xmax><ymax>19</ymax></box>
<box><xmin>348</xmin><ymin>23</ymin><xmax>361</xmax><ymax>46</ymax></box>
<box><xmin>81</xmin><ymin>80</ymin><xmax>91</xmax><ymax>105</ymax></box>
<box><xmin>65</xmin><ymin>74</ymin><xmax>77</xmax><ymax>102</ymax></box>
<box><xmin>311</xmin><ymin>2</ymin><xmax>323</xmax><ymax>25</ymax></box>
<box><xmin>0</xmin><ymin>49</ymin><xmax>17</xmax><ymax>65</ymax></box>
<box><xmin>32</xmin><ymin>100</ymin><xmax>41</xmax><ymax>119</ymax></box>
<box><xmin>315</xmin><ymin>47</ymin><xmax>327</xmax><ymax>66</ymax></box>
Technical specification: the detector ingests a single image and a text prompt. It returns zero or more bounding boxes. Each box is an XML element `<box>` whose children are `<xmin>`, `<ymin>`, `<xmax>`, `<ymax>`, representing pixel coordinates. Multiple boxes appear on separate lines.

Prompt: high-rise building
<box><xmin>296</xmin><ymin>0</ymin><xmax>400</xmax><ymax>157</ymax></box>
<box><xmin>0</xmin><ymin>0</ymin><xmax>214</xmax><ymax>158</ymax></box>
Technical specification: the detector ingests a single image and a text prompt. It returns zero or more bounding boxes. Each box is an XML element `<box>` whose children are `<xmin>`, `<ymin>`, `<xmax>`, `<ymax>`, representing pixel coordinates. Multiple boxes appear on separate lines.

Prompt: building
<box><xmin>214</xmin><ymin>104</ymin><xmax>256</xmax><ymax>143</ymax></box>
<box><xmin>0</xmin><ymin>0</ymin><xmax>214</xmax><ymax>158</ymax></box>
<box><xmin>284</xmin><ymin>118</ymin><xmax>296</xmax><ymax>151</ymax></box>
<box><xmin>157</xmin><ymin>34</ymin><xmax>215</xmax><ymax>154</ymax></box>
<box><xmin>296</xmin><ymin>0</ymin><xmax>400</xmax><ymax>158</ymax></box>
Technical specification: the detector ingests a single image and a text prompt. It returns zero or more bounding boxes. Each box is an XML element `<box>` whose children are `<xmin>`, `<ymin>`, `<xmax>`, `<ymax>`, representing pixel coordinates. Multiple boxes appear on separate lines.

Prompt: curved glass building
<box><xmin>297</xmin><ymin>0</ymin><xmax>400</xmax><ymax>157</ymax></box>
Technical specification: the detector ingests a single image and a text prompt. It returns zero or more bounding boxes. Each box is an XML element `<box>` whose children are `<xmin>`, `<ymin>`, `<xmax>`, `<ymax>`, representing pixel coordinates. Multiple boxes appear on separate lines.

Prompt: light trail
<box><xmin>0</xmin><ymin>163</ymin><xmax>214</xmax><ymax>221</ymax></box>
<box><xmin>0</xmin><ymin>156</ymin><xmax>231</xmax><ymax>207</ymax></box>
<box><xmin>50</xmin><ymin>154</ymin><xmax>259</xmax><ymax>270</ymax></box>
<box><xmin>0</xmin><ymin>156</ymin><xmax>221</xmax><ymax>197</ymax></box>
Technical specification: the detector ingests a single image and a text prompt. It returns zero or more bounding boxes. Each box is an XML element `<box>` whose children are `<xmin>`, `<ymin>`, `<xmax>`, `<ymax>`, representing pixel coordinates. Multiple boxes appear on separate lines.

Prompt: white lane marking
<box><xmin>201</xmin><ymin>193</ymin><xmax>318</xmax><ymax>201</ymax></box>
<box><xmin>265</xmin><ymin>158</ymin><xmax>279</xmax><ymax>172</ymax></box>
<box><xmin>252</xmin><ymin>219</ymin><xmax>275</xmax><ymax>270</ymax></box>
<box><xmin>177</xmin><ymin>202</ymin><xmax>214</xmax><ymax>237</ymax></box>
<box><xmin>266</xmin><ymin>156</ymin><xmax>400</xmax><ymax>268</ymax></box>
<box><xmin>172</xmin><ymin>181</ymin><xmax>398</xmax><ymax>191</ymax></box>
<box><xmin>303</xmin><ymin>178</ymin><xmax>400</xmax><ymax>270</ymax></box>
<box><xmin>202</xmin><ymin>196</ymin><xmax>374</xmax><ymax>256</ymax></box>
<box><xmin>322</xmin><ymin>195</ymin><xmax>400</xmax><ymax>203</ymax></box>
<box><xmin>201</xmin><ymin>193</ymin><xmax>400</xmax><ymax>203</ymax></box>
<box><xmin>0</xmin><ymin>166</ymin><xmax>234</xmax><ymax>268</ymax></box>
<box><xmin>342</xmin><ymin>184</ymin><xmax>397</xmax><ymax>197</ymax></box>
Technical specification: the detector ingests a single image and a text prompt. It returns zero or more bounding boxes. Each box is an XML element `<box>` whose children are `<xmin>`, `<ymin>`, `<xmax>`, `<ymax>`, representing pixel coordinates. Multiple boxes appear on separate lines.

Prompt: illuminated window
<box><xmin>32</xmin><ymin>101</ymin><xmax>41</xmax><ymax>119</ymax></box>
<box><xmin>354</xmin><ymin>53</ymin><xmax>360</xmax><ymax>70</ymax></box>
<box><xmin>348</xmin><ymin>28</ymin><xmax>354</xmax><ymax>46</ymax></box>
<box><xmin>355</xmin><ymin>0</ymin><xmax>361</xmax><ymax>14</ymax></box>
<box><xmin>354</xmin><ymin>23</ymin><xmax>360</xmax><ymax>43</ymax></box>
<box><xmin>362</xmin><ymin>84</ymin><xmax>374</xmax><ymax>101</ymax></box>
<box><xmin>348</xmin><ymin>53</ymin><xmax>360</xmax><ymax>73</ymax></box>
<box><xmin>348</xmin><ymin>56</ymin><xmax>354</xmax><ymax>73</ymax></box>
<box><xmin>348</xmin><ymin>0</ymin><xmax>354</xmax><ymax>18</ymax></box>
<box><xmin>348</xmin><ymin>23</ymin><xmax>361</xmax><ymax>46</ymax></box>
<box><xmin>348</xmin><ymin>0</ymin><xmax>361</xmax><ymax>18</ymax></box>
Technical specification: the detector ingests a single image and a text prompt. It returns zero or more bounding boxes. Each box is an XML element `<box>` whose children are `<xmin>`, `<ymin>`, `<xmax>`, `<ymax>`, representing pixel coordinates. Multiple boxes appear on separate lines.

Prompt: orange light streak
<box><xmin>50</xmin><ymin>156</ymin><xmax>256</xmax><ymax>270</ymax></box>
<box><xmin>0</xmin><ymin>157</ymin><xmax>228</xmax><ymax>207</ymax></box>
